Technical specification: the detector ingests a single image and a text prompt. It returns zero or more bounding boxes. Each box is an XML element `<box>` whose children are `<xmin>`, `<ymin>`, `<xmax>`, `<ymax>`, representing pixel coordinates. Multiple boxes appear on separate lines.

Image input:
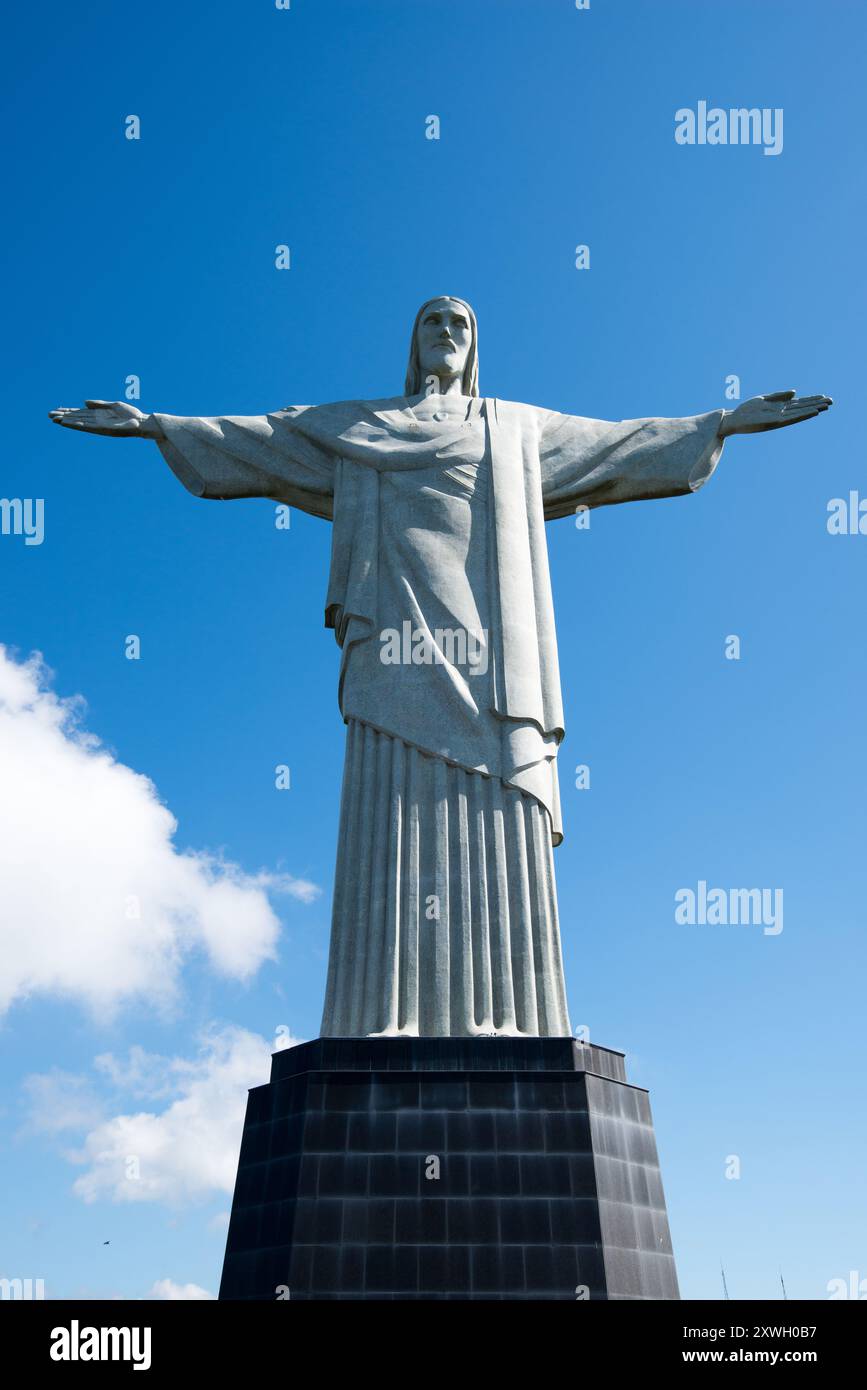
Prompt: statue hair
<box><xmin>404</xmin><ymin>296</ymin><xmax>479</xmax><ymax>397</ymax></box>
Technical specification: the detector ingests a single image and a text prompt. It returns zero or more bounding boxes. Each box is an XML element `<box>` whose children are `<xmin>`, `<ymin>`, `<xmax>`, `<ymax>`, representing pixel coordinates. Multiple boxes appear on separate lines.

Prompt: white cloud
<box><xmin>0</xmin><ymin>646</ymin><xmax>320</xmax><ymax>1019</ymax></box>
<box><xmin>65</xmin><ymin>1025</ymin><xmax>298</xmax><ymax>1206</ymax></box>
<box><xmin>147</xmin><ymin>1279</ymin><xmax>216</xmax><ymax>1301</ymax></box>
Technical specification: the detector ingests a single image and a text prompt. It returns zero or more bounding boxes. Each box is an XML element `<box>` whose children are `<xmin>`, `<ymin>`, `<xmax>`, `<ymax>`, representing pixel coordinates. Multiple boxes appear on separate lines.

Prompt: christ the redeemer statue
<box><xmin>50</xmin><ymin>297</ymin><xmax>831</xmax><ymax>1039</ymax></box>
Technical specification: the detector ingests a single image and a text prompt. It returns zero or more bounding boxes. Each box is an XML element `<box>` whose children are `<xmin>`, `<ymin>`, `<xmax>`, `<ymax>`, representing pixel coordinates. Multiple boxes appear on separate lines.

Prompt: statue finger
<box><xmin>762</xmin><ymin>390</ymin><xmax>796</xmax><ymax>402</ymax></box>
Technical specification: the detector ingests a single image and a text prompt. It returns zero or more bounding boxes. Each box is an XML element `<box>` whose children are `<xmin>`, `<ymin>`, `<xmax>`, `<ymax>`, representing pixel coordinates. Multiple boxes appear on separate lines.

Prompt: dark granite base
<box><xmin>218</xmin><ymin>1037</ymin><xmax>679</xmax><ymax>1300</ymax></box>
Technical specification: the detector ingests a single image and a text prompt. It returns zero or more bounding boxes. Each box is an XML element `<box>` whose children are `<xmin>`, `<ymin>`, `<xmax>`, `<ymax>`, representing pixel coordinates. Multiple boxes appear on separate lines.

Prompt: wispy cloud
<box><xmin>20</xmin><ymin>1070</ymin><xmax>106</xmax><ymax>1137</ymax></box>
<box><xmin>147</xmin><ymin>1279</ymin><xmax>216</xmax><ymax>1301</ymax></box>
<box><xmin>26</xmin><ymin>1025</ymin><xmax>301</xmax><ymax>1207</ymax></box>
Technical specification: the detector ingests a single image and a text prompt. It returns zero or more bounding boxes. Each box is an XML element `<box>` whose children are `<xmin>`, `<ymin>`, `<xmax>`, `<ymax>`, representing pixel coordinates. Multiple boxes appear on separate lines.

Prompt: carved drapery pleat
<box><xmin>321</xmin><ymin>719</ymin><xmax>572</xmax><ymax>1038</ymax></box>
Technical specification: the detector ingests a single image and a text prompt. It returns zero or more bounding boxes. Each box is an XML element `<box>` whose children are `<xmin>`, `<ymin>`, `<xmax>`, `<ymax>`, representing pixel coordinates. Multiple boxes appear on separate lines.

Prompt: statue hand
<box><xmin>48</xmin><ymin>400</ymin><xmax>159</xmax><ymax>438</ymax></box>
<box><xmin>719</xmin><ymin>390</ymin><xmax>832</xmax><ymax>438</ymax></box>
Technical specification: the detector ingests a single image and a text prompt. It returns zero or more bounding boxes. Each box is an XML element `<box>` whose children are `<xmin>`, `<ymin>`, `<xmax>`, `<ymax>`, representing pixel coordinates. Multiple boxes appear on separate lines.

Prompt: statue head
<box><xmin>404</xmin><ymin>295</ymin><xmax>479</xmax><ymax>397</ymax></box>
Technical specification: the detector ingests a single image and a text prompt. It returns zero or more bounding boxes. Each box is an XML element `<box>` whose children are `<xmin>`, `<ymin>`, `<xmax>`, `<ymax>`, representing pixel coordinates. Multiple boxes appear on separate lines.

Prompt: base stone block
<box><xmin>218</xmin><ymin>1037</ymin><xmax>679</xmax><ymax>1300</ymax></box>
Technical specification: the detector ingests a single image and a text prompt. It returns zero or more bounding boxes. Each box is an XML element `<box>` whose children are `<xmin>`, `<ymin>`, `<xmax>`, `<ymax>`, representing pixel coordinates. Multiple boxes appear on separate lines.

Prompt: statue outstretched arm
<box><xmin>539</xmin><ymin>390</ymin><xmax>832</xmax><ymax>521</ymax></box>
<box><xmin>49</xmin><ymin>400</ymin><xmax>336</xmax><ymax>521</ymax></box>
<box><xmin>539</xmin><ymin>406</ymin><xmax>726</xmax><ymax>519</ymax></box>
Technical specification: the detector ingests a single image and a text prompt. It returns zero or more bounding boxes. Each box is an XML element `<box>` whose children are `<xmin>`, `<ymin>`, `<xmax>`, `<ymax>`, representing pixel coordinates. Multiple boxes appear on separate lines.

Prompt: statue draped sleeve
<box><xmin>538</xmin><ymin>408</ymin><xmax>727</xmax><ymax>520</ymax></box>
<box><xmin>152</xmin><ymin>406</ymin><xmax>337</xmax><ymax>520</ymax></box>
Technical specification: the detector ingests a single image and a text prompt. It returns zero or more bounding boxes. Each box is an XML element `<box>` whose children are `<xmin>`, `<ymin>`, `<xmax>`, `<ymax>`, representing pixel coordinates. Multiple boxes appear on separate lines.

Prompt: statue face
<box><xmin>415</xmin><ymin>298</ymin><xmax>472</xmax><ymax>386</ymax></box>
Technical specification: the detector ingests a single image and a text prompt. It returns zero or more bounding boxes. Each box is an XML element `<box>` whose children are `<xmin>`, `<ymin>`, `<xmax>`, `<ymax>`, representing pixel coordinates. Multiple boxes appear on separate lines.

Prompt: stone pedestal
<box><xmin>218</xmin><ymin>1037</ymin><xmax>679</xmax><ymax>1300</ymax></box>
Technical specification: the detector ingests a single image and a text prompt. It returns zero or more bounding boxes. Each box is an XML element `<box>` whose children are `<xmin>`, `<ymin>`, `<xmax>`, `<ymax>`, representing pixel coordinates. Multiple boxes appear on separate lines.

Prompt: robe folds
<box><xmin>155</xmin><ymin>396</ymin><xmax>725</xmax><ymax>1036</ymax></box>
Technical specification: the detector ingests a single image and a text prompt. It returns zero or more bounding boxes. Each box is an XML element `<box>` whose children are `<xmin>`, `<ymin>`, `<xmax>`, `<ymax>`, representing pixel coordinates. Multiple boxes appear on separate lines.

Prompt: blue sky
<box><xmin>1</xmin><ymin>0</ymin><xmax>864</xmax><ymax>1301</ymax></box>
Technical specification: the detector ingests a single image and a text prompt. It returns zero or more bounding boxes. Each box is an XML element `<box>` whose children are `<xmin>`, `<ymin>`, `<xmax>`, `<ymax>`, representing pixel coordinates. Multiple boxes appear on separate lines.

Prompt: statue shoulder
<box><xmin>484</xmin><ymin>397</ymin><xmax>552</xmax><ymax>430</ymax></box>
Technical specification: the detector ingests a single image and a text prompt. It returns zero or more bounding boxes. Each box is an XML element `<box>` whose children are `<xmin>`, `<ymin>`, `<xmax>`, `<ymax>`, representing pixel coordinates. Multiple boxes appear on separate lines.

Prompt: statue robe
<box><xmin>155</xmin><ymin>396</ymin><xmax>725</xmax><ymax>1036</ymax></box>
